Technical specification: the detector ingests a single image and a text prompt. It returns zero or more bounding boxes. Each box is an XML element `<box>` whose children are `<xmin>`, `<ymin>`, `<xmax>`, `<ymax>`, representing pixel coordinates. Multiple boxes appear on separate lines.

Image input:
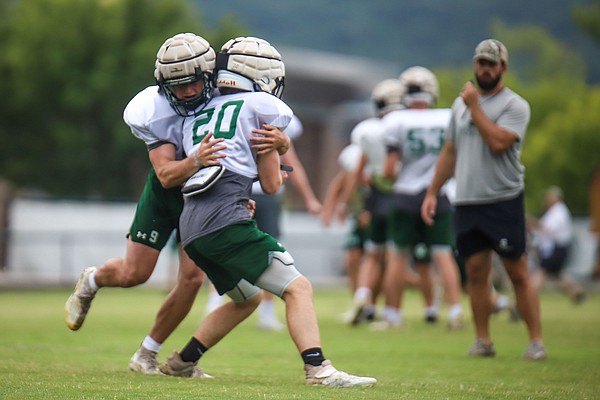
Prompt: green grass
<box><xmin>0</xmin><ymin>286</ymin><xmax>598</xmax><ymax>399</ymax></box>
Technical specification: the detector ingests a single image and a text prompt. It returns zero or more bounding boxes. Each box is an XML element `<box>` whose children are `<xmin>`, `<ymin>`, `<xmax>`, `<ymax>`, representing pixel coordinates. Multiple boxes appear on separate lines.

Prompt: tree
<box><xmin>573</xmin><ymin>3</ymin><xmax>600</xmax><ymax>45</ymax></box>
<box><xmin>0</xmin><ymin>0</ymin><xmax>244</xmax><ymax>200</ymax></box>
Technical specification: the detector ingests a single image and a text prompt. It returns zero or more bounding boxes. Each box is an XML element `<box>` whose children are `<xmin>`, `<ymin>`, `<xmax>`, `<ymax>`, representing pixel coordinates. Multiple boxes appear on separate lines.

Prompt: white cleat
<box><xmin>129</xmin><ymin>347</ymin><xmax>160</xmax><ymax>375</ymax></box>
<box><xmin>64</xmin><ymin>267</ymin><xmax>97</xmax><ymax>331</ymax></box>
<box><xmin>305</xmin><ymin>360</ymin><xmax>377</xmax><ymax>387</ymax></box>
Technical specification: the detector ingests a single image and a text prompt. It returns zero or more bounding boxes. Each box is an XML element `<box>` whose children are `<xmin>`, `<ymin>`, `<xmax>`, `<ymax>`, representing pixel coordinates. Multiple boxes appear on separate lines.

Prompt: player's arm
<box><xmin>421</xmin><ymin>141</ymin><xmax>456</xmax><ymax>225</ymax></box>
<box><xmin>461</xmin><ymin>81</ymin><xmax>517</xmax><ymax>153</ymax></box>
<box><xmin>281</xmin><ymin>142</ymin><xmax>322</xmax><ymax>214</ymax></box>
<box><xmin>257</xmin><ymin>146</ymin><xmax>283</xmax><ymax>195</ymax></box>
<box><xmin>334</xmin><ymin>152</ymin><xmax>367</xmax><ymax>217</ymax></box>
<box><xmin>149</xmin><ymin>132</ymin><xmax>226</xmax><ymax>189</ymax></box>
<box><xmin>383</xmin><ymin>148</ymin><xmax>400</xmax><ymax>181</ymax></box>
<box><xmin>320</xmin><ymin>169</ymin><xmax>347</xmax><ymax>227</ymax></box>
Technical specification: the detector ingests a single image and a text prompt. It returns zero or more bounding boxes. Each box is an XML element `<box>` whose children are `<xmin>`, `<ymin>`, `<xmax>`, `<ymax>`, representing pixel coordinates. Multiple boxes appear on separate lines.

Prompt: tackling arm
<box><xmin>150</xmin><ymin>132</ymin><xmax>226</xmax><ymax>189</ymax></box>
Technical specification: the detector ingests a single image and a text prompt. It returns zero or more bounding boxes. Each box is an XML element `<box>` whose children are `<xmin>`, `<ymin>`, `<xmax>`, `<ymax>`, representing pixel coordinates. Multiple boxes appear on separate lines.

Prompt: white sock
<box><xmin>496</xmin><ymin>295</ymin><xmax>510</xmax><ymax>310</ymax></box>
<box><xmin>205</xmin><ymin>291</ymin><xmax>224</xmax><ymax>315</ymax></box>
<box><xmin>354</xmin><ymin>287</ymin><xmax>372</xmax><ymax>303</ymax></box>
<box><xmin>425</xmin><ymin>306</ymin><xmax>438</xmax><ymax>318</ymax></box>
<box><xmin>259</xmin><ymin>299</ymin><xmax>275</xmax><ymax>319</ymax></box>
<box><xmin>449</xmin><ymin>304</ymin><xmax>463</xmax><ymax>320</ymax></box>
<box><xmin>88</xmin><ymin>270</ymin><xmax>99</xmax><ymax>292</ymax></box>
<box><xmin>142</xmin><ymin>336</ymin><xmax>161</xmax><ymax>353</ymax></box>
<box><xmin>383</xmin><ymin>306</ymin><xmax>402</xmax><ymax>325</ymax></box>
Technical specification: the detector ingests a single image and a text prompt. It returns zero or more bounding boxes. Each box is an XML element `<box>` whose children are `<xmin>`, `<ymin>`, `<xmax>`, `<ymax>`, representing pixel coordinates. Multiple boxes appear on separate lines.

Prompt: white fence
<box><xmin>1</xmin><ymin>198</ymin><xmax>597</xmax><ymax>288</ymax></box>
<box><xmin>1</xmin><ymin>198</ymin><xmax>348</xmax><ymax>288</ymax></box>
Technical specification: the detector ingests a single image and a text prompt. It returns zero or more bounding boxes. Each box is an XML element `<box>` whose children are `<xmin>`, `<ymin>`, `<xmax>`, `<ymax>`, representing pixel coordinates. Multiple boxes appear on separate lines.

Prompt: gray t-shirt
<box><xmin>447</xmin><ymin>87</ymin><xmax>530</xmax><ymax>205</ymax></box>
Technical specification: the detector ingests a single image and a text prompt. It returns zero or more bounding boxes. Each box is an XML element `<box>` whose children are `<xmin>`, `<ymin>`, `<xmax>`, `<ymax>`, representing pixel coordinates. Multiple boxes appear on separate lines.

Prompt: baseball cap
<box><xmin>473</xmin><ymin>39</ymin><xmax>508</xmax><ymax>65</ymax></box>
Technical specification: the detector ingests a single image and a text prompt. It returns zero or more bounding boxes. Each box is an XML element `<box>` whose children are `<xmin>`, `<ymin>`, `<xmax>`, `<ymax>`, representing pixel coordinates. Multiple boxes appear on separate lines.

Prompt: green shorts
<box><xmin>365</xmin><ymin>213</ymin><xmax>388</xmax><ymax>245</ymax></box>
<box><xmin>128</xmin><ymin>168</ymin><xmax>184</xmax><ymax>250</ymax></box>
<box><xmin>344</xmin><ymin>215</ymin><xmax>366</xmax><ymax>250</ymax></box>
<box><xmin>184</xmin><ymin>220</ymin><xmax>287</xmax><ymax>295</ymax></box>
<box><xmin>388</xmin><ymin>210</ymin><xmax>454</xmax><ymax>250</ymax></box>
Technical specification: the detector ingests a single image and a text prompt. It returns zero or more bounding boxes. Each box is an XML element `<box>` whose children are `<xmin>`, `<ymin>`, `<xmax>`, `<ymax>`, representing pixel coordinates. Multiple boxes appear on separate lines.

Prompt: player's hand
<box><xmin>460</xmin><ymin>81</ymin><xmax>479</xmax><ymax>108</ymax></box>
<box><xmin>305</xmin><ymin>198</ymin><xmax>322</xmax><ymax>215</ymax></box>
<box><xmin>251</xmin><ymin>124</ymin><xmax>290</xmax><ymax>155</ymax></box>
<box><xmin>247</xmin><ymin>199</ymin><xmax>256</xmax><ymax>218</ymax></box>
<box><xmin>195</xmin><ymin>132</ymin><xmax>226</xmax><ymax>167</ymax></box>
<box><xmin>420</xmin><ymin>193</ymin><xmax>437</xmax><ymax>226</ymax></box>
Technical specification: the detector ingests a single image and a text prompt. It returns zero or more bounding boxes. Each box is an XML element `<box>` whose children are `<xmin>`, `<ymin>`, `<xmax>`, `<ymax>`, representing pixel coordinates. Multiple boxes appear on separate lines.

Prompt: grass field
<box><xmin>0</xmin><ymin>286</ymin><xmax>598</xmax><ymax>399</ymax></box>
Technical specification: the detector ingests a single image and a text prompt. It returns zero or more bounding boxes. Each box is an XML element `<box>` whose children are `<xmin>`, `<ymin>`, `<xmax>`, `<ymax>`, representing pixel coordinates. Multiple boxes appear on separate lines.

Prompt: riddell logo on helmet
<box><xmin>217</xmin><ymin>79</ymin><xmax>237</xmax><ymax>86</ymax></box>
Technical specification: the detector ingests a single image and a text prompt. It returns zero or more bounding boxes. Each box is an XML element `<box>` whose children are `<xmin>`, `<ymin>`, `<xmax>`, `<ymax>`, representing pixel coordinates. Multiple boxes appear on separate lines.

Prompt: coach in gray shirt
<box><xmin>421</xmin><ymin>39</ymin><xmax>546</xmax><ymax>361</ymax></box>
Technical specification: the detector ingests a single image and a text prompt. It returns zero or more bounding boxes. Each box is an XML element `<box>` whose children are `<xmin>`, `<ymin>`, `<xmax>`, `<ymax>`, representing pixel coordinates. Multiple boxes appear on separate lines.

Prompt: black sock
<box><xmin>180</xmin><ymin>337</ymin><xmax>208</xmax><ymax>363</ymax></box>
<box><xmin>301</xmin><ymin>347</ymin><xmax>326</xmax><ymax>366</ymax></box>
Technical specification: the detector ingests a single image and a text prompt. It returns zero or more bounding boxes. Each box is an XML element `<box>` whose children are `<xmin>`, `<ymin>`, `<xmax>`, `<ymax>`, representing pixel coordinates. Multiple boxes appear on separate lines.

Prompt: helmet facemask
<box><xmin>158</xmin><ymin>69</ymin><xmax>214</xmax><ymax>116</ymax></box>
<box><xmin>154</xmin><ymin>33</ymin><xmax>216</xmax><ymax>116</ymax></box>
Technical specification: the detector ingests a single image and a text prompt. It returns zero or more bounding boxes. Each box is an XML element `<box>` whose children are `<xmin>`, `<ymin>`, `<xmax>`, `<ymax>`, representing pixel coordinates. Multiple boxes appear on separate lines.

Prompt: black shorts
<box><xmin>454</xmin><ymin>193</ymin><xmax>526</xmax><ymax>260</ymax></box>
<box><xmin>539</xmin><ymin>245</ymin><xmax>570</xmax><ymax>275</ymax></box>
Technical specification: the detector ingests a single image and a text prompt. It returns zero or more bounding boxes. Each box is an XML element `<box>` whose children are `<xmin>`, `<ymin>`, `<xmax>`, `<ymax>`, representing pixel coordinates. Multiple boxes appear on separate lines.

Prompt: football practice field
<box><xmin>0</xmin><ymin>286</ymin><xmax>598</xmax><ymax>399</ymax></box>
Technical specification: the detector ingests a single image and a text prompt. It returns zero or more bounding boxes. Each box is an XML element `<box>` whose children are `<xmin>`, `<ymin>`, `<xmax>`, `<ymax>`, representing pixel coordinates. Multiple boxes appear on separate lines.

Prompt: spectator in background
<box><xmin>421</xmin><ymin>39</ymin><xmax>546</xmax><ymax>360</ymax></box>
<box><xmin>528</xmin><ymin>186</ymin><xmax>586</xmax><ymax>303</ymax></box>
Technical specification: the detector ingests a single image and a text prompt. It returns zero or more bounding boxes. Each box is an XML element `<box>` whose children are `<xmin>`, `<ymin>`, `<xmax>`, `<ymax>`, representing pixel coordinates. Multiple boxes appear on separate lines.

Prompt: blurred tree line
<box><xmin>0</xmin><ymin>0</ymin><xmax>244</xmax><ymax>200</ymax></box>
<box><xmin>0</xmin><ymin>0</ymin><xmax>598</xmax><ymax>216</ymax></box>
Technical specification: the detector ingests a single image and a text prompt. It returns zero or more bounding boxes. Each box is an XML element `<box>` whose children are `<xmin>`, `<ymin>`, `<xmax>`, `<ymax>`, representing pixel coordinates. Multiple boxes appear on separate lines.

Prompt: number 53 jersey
<box><xmin>382</xmin><ymin>108</ymin><xmax>451</xmax><ymax>195</ymax></box>
<box><xmin>182</xmin><ymin>91</ymin><xmax>293</xmax><ymax>179</ymax></box>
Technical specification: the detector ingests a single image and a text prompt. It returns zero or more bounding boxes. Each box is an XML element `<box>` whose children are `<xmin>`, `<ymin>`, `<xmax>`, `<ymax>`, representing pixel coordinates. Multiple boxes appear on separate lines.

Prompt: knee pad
<box><xmin>255</xmin><ymin>251</ymin><xmax>302</xmax><ymax>297</ymax></box>
<box><xmin>225</xmin><ymin>279</ymin><xmax>262</xmax><ymax>303</ymax></box>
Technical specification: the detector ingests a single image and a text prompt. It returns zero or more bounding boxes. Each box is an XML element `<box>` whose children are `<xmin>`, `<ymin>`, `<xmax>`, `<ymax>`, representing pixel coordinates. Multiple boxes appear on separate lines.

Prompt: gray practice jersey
<box><xmin>447</xmin><ymin>87</ymin><xmax>530</xmax><ymax>205</ymax></box>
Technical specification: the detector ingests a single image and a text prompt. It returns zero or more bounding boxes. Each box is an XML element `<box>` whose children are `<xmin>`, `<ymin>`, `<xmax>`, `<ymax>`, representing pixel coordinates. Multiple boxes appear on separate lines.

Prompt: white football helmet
<box><xmin>398</xmin><ymin>66</ymin><xmax>439</xmax><ymax>107</ymax></box>
<box><xmin>154</xmin><ymin>33</ymin><xmax>216</xmax><ymax>115</ymax></box>
<box><xmin>371</xmin><ymin>79</ymin><xmax>404</xmax><ymax>115</ymax></box>
<box><xmin>216</xmin><ymin>36</ymin><xmax>285</xmax><ymax>98</ymax></box>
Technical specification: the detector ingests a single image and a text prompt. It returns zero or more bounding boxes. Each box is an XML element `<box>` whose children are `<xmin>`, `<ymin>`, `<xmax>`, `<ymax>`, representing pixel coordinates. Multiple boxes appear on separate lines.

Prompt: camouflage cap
<box><xmin>473</xmin><ymin>39</ymin><xmax>508</xmax><ymax>65</ymax></box>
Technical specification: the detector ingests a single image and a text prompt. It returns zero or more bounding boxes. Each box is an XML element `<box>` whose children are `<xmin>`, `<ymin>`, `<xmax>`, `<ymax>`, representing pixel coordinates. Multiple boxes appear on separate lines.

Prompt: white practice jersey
<box><xmin>182</xmin><ymin>91</ymin><xmax>292</xmax><ymax>179</ymax></box>
<box><xmin>123</xmin><ymin>86</ymin><xmax>185</xmax><ymax>160</ymax></box>
<box><xmin>251</xmin><ymin>113</ymin><xmax>302</xmax><ymax>195</ymax></box>
<box><xmin>351</xmin><ymin>117</ymin><xmax>386</xmax><ymax>178</ymax></box>
<box><xmin>338</xmin><ymin>143</ymin><xmax>362</xmax><ymax>173</ymax></box>
<box><xmin>383</xmin><ymin>108</ymin><xmax>450</xmax><ymax>194</ymax></box>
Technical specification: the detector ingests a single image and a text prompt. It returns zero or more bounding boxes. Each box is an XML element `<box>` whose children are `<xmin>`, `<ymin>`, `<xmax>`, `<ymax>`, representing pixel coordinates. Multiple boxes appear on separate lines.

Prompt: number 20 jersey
<box><xmin>181</xmin><ymin>91</ymin><xmax>293</xmax><ymax>179</ymax></box>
